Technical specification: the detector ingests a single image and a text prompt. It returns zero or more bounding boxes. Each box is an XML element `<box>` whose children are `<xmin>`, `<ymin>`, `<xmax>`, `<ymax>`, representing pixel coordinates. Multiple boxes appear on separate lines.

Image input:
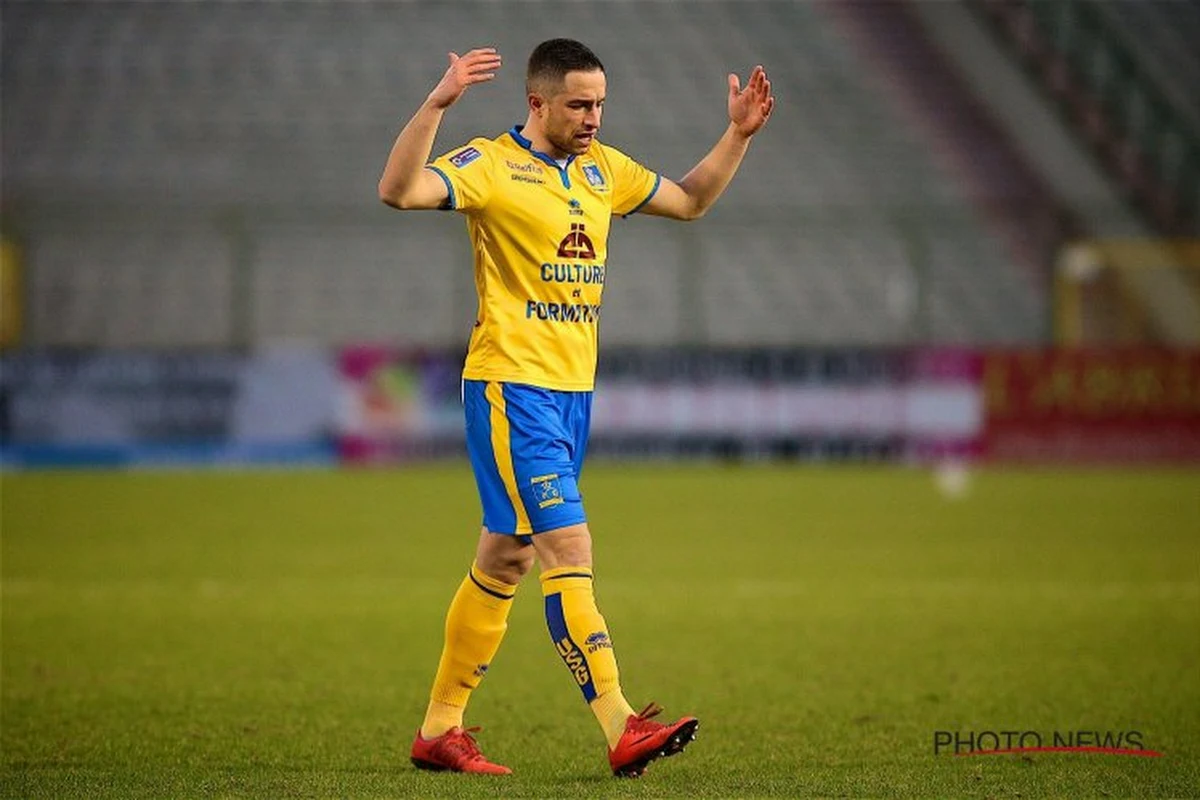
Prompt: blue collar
<box><xmin>508</xmin><ymin>124</ymin><xmax>576</xmax><ymax>187</ymax></box>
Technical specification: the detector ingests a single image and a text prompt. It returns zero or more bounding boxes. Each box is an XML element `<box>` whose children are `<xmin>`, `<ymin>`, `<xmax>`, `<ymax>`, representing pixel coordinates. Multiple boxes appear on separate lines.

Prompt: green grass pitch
<box><xmin>2</xmin><ymin>465</ymin><xmax>1198</xmax><ymax>798</ymax></box>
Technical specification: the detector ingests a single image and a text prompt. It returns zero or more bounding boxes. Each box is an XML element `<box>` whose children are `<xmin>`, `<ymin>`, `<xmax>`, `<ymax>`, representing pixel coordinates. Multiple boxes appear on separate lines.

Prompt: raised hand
<box><xmin>427</xmin><ymin>48</ymin><xmax>502</xmax><ymax>110</ymax></box>
<box><xmin>727</xmin><ymin>65</ymin><xmax>775</xmax><ymax>137</ymax></box>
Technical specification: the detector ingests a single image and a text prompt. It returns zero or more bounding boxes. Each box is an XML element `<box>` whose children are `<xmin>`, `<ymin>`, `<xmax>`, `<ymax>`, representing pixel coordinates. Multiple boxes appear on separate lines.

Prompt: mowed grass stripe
<box><xmin>2</xmin><ymin>466</ymin><xmax>1198</xmax><ymax>798</ymax></box>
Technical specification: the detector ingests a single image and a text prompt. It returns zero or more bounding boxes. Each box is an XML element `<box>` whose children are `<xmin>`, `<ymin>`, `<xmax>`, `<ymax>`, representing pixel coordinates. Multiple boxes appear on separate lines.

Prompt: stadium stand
<box><xmin>1095</xmin><ymin>0</ymin><xmax>1200</xmax><ymax>126</ymax></box>
<box><xmin>970</xmin><ymin>0</ymin><xmax>1200</xmax><ymax>237</ymax></box>
<box><xmin>3</xmin><ymin>1</ymin><xmax>1047</xmax><ymax>348</ymax></box>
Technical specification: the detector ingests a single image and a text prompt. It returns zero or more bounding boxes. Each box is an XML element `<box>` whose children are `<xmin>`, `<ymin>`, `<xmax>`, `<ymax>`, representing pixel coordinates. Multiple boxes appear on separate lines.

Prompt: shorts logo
<box><xmin>450</xmin><ymin>147</ymin><xmax>482</xmax><ymax>168</ymax></box>
<box><xmin>584</xmin><ymin>631</ymin><xmax>612</xmax><ymax>653</ymax></box>
<box><xmin>531</xmin><ymin>473</ymin><xmax>565</xmax><ymax>509</ymax></box>
<box><xmin>582</xmin><ymin>164</ymin><xmax>605</xmax><ymax>187</ymax></box>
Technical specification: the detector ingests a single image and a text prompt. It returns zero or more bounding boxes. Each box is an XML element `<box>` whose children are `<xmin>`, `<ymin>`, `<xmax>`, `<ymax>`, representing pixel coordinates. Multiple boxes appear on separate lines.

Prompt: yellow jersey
<box><xmin>428</xmin><ymin>125</ymin><xmax>660</xmax><ymax>391</ymax></box>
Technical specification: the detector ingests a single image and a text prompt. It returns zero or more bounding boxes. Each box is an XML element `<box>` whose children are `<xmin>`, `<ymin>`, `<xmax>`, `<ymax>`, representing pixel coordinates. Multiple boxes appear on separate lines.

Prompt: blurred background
<box><xmin>2</xmin><ymin>4</ymin><xmax>1199</xmax><ymax>796</ymax></box>
<box><xmin>2</xmin><ymin>0</ymin><xmax>1198</xmax><ymax>466</ymax></box>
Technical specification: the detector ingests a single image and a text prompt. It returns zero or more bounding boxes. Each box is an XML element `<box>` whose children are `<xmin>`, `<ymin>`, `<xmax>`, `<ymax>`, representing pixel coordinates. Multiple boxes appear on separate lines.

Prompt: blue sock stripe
<box><xmin>544</xmin><ymin>592</ymin><xmax>597</xmax><ymax>702</ymax></box>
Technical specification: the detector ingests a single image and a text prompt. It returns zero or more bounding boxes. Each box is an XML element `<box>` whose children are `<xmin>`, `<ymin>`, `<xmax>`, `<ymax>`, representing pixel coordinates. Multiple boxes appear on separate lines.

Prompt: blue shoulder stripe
<box><xmin>623</xmin><ymin>173</ymin><xmax>661</xmax><ymax>218</ymax></box>
<box><xmin>426</xmin><ymin>165</ymin><xmax>456</xmax><ymax>210</ymax></box>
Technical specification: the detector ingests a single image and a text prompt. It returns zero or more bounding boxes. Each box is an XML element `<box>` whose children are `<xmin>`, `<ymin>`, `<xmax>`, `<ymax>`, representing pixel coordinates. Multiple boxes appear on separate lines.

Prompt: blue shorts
<box><xmin>463</xmin><ymin>380</ymin><xmax>593</xmax><ymax>537</ymax></box>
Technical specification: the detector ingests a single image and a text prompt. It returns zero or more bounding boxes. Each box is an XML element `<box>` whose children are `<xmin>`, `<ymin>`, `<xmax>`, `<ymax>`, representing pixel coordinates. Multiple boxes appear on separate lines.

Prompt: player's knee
<box><xmin>509</xmin><ymin>549</ymin><xmax>537</xmax><ymax>578</ymax></box>
<box><xmin>477</xmin><ymin>545</ymin><xmax>535</xmax><ymax>583</ymax></box>
<box><xmin>476</xmin><ymin>528</ymin><xmax>536</xmax><ymax>584</ymax></box>
<box><xmin>532</xmin><ymin>524</ymin><xmax>593</xmax><ymax>569</ymax></box>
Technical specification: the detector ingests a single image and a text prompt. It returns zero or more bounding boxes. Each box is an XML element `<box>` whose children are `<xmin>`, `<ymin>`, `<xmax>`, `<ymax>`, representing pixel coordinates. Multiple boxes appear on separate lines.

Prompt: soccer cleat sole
<box><xmin>613</xmin><ymin>719</ymin><xmax>700</xmax><ymax>778</ymax></box>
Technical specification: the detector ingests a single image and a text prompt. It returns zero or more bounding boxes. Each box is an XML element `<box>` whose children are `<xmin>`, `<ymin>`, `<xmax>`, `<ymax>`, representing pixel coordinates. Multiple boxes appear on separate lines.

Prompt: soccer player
<box><xmin>378</xmin><ymin>38</ymin><xmax>773</xmax><ymax>777</ymax></box>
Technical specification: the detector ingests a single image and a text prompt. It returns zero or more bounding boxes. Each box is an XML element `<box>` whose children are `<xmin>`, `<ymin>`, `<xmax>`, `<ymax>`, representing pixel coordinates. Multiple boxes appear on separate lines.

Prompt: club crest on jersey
<box><xmin>582</xmin><ymin>164</ymin><xmax>605</xmax><ymax>187</ymax></box>
<box><xmin>531</xmin><ymin>473</ymin><xmax>565</xmax><ymax>509</ymax></box>
<box><xmin>449</xmin><ymin>146</ymin><xmax>482</xmax><ymax>168</ymax></box>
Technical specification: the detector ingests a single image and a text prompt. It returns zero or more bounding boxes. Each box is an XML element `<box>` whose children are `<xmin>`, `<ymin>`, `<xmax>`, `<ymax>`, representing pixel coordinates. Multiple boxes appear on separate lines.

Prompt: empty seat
<box><xmin>3</xmin><ymin>0</ymin><xmax>1045</xmax><ymax>348</ymax></box>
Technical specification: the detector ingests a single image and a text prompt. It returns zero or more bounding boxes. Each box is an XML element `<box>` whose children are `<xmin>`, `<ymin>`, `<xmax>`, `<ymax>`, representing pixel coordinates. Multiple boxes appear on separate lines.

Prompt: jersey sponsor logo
<box><xmin>506</xmin><ymin>159</ymin><xmax>544</xmax><ymax>174</ymax></box>
<box><xmin>557</xmin><ymin>223</ymin><xmax>596</xmax><ymax>259</ymax></box>
<box><xmin>531</xmin><ymin>473</ymin><xmax>565</xmax><ymax>509</ymax></box>
<box><xmin>449</xmin><ymin>146</ymin><xmax>482</xmax><ymax>168</ymax></box>
<box><xmin>555</xmin><ymin>637</ymin><xmax>591</xmax><ymax>687</ymax></box>
<box><xmin>507</xmin><ymin>159</ymin><xmax>545</xmax><ymax>184</ymax></box>
<box><xmin>568</xmin><ymin>198</ymin><xmax>584</xmax><ymax>216</ymax></box>
<box><xmin>525</xmin><ymin>300</ymin><xmax>602</xmax><ymax>323</ymax></box>
<box><xmin>540</xmin><ymin>262</ymin><xmax>606</xmax><ymax>285</ymax></box>
<box><xmin>582</xmin><ymin>164</ymin><xmax>605</xmax><ymax>187</ymax></box>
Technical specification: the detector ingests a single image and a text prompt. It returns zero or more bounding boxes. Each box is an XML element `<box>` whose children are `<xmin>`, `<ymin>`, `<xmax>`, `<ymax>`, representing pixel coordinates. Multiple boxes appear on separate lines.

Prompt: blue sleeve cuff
<box><xmin>426</xmin><ymin>165</ymin><xmax>457</xmax><ymax>210</ymax></box>
<box><xmin>622</xmin><ymin>174</ymin><xmax>661</xmax><ymax>218</ymax></box>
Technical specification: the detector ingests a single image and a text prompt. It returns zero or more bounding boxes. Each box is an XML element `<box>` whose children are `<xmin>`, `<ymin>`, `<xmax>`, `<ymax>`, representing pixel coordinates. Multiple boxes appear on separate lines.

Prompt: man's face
<box><xmin>533</xmin><ymin>69</ymin><xmax>606</xmax><ymax>157</ymax></box>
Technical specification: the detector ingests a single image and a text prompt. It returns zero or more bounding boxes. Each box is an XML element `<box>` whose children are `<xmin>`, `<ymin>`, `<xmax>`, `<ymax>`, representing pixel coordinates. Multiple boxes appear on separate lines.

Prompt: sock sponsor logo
<box><xmin>584</xmin><ymin>631</ymin><xmax>612</xmax><ymax>653</ymax></box>
<box><xmin>555</xmin><ymin>636</ymin><xmax>591</xmax><ymax>687</ymax></box>
<box><xmin>473</xmin><ymin>663</ymin><xmax>489</xmax><ymax>678</ymax></box>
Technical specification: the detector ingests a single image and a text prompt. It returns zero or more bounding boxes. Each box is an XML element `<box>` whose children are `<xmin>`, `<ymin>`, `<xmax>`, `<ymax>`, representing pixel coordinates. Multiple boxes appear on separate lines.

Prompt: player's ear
<box><xmin>528</xmin><ymin>93</ymin><xmax>545</xmax><ymax>116</ymax></box>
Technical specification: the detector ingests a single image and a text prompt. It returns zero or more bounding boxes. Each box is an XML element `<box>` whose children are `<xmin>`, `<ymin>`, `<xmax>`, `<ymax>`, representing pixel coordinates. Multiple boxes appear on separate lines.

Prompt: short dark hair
<box><xmin>526</xmin><ymin>38</ymin><xmax>605</xmax><ymax>94</ymax></box>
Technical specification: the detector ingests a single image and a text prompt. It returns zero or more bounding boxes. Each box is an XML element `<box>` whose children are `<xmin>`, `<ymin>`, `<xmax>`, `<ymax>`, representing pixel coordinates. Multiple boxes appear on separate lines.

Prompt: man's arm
<box><xmin>642</xmin><ymin>65</ymin><xmax>774</xmax><ymax>221</ymax></box>
<box><xmin>378</xmin><ymin>48</ymin><xmax>502</xmax><ymax>210</ymax></box>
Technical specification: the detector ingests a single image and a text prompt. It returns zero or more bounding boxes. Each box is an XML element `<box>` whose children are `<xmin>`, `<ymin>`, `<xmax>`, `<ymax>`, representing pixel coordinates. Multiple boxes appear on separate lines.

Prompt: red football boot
<box><xmin>608</xmin><ymin>703</ymin><xmax>699</xmax><ymax>777</ymax></box>
<box><xmin>410</xmin><ymin>726</ymin><xmax>512</xmax><ymax>775</ymax></box>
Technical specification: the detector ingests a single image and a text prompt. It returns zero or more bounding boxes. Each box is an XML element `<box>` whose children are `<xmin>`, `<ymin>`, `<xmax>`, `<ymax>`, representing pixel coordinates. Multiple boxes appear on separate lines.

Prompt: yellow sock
<box><xmin>540</xmin><ymin>566</ymin><xmax>635</xmax><ymax>748</ymax></box>
<box><xmin>592</xmin><ymin>690</ymin><xmax>637</xmax><ymax>750</ymax></box>
<box><xmin>421</xmin><ymin>562</ymin><xmax>517</xmax><ymax>739</ymax></box>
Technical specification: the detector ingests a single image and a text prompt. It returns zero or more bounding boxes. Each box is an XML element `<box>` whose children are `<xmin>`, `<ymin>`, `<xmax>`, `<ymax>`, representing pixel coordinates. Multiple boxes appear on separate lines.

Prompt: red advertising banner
<box><xmin>982</xmin><ymin>350</ymin><xmax>1200</xmax><ymax>462</ymax></box>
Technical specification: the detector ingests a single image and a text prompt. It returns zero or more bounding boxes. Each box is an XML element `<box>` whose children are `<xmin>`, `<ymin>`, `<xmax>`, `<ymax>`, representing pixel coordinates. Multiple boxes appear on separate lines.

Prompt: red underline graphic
<box><xmin>956</xmin><ymin>747</ymin><xmax>1163</xmax><ymax>757</ymax></box>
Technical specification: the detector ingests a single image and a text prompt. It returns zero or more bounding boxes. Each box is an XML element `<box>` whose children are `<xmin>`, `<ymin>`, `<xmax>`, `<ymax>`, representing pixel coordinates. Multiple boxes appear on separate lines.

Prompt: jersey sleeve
<box><xmin>602</xmin><ymin>144</ymin><xmax>661</xmax><ymax>217</ymax></box>
<box><xmin>427</xmin><ymin>138</ymin><xmax>496</xmax><ymax>212</ymax></box>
